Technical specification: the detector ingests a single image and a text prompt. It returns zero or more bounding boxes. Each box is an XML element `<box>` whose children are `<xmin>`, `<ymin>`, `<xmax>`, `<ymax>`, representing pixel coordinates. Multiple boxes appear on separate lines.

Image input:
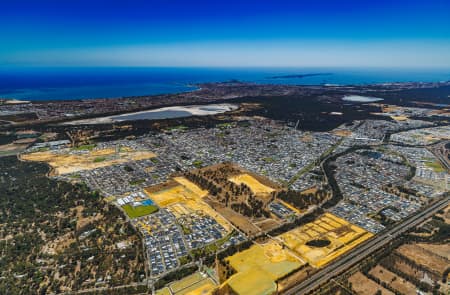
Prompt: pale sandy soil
<box><xmin>348</xmin><ymin>272</ymin><xmax>394</xmax><ymax>295</ymax></box>
<box><xmin>369</xmin><ymin>265</ymin><xmax>417</xmax><ymax>295</ymax></box>
<box><xmin>396</xmin><ymin>243</ymin><xmax>449</xmax><ymax>274</ymax></box>
<box><xmin>22</xmin><ymin>148</ymin><xmax>156</xmax><ymax>175</ymax></box>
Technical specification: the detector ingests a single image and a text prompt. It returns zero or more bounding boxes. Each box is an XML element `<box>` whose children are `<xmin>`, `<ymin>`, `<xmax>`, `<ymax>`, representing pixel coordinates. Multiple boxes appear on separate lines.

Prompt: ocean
<box><xmin>0</xmin><ymin>67</ymin><xmax>449</xmax><ymax>101</ymax></box>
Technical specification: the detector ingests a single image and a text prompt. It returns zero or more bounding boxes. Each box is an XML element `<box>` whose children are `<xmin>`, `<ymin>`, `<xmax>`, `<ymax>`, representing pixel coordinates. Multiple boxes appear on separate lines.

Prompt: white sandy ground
<box><xmin>62</xmin><ymin>103</ymin><xmax>238</xmax><ymax>125</ymax></box>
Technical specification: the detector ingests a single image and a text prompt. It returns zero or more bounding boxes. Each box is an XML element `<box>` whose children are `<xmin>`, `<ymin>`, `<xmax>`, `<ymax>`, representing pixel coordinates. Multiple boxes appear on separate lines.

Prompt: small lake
<box><xmin>112</xmin><ymin>110</ymin><xmax>193</xmax><ymax>121</ymax></box>
<box><xmin>63</xmin><ymin>103</ymin><xmax>238</xmax><ymax>125</ymax></box>
<box><xmin>342</xmin><ymin>95</ymin><xmax>384</xmax><ymax>102</ymax></box>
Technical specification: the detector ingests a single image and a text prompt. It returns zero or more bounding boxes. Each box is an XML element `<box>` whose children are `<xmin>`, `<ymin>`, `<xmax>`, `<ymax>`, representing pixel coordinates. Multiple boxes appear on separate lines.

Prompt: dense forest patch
<box><xmin>0</xmin><ymin>156</ymin><xmax>146</xmax><ymax>294</ymax></box>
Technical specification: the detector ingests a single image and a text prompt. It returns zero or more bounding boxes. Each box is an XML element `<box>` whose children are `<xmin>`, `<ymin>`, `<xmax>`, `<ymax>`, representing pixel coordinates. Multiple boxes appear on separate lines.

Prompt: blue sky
<box><xmin>1</xmin><ymin>0</ymin><xmax>450</xmax><ymax>67</ymax></box>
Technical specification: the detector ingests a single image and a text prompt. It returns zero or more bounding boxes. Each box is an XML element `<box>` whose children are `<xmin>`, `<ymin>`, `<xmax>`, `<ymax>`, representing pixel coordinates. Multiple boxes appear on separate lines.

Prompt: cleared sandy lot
<box><xmin>225</xmin><ymin>240</ymin><xmax>304</xmax><ymax>295</ymax></box>
<box><xmin>369</xmin><ymin>265</ymin><xmax>417</xmax><ymax>294</ymax></box>
<box><xmin>348</xmin><ymin>272</ymin><xmax>394</xmax><ymax>295</ymax></box>
<box><xmin>229</xmin><ymin>173</ymin><xmax>275</xmax><ymax>194</ymax></box>
<box><xmin>278</xmin><ymin>213</ymin><xmax>373</xmax><ymax>268</ymax></box>
<box><xmin>22</xmin><ymin>147</ymin><xmax>156</xmax><ymax>175</ymax></box>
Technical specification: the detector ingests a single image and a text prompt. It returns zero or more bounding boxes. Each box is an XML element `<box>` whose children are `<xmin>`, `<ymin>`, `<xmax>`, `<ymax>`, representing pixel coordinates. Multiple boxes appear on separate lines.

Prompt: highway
<box><xmin>429</xmin><ymin>141</ymin><xmax>450</xmax><ymax>172</ymax></box>
<box><xmin>284</xmin><ymin>196</ymin><xmax>449</xmax><ymax>295</ymax></box>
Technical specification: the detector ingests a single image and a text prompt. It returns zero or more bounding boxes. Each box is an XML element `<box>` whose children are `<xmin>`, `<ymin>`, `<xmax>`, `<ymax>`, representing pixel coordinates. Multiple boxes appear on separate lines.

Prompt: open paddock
<box><xmin>122</xmin><ymin>203</ymin><xmax>158</xmax><ymax>219</ymax></box>
<box><xmin>225</xmin><ymin>239</ymin><xmax>305</xmax><ymax>295</ymax></box>
<box><xmin>396</xmin><ymin>243</ymin><xmax>449</xmax><ymax>275</ymax></box>
<box><xmin>174</xmin><ymin>176</ymin><xmax>208</xmax><ymax>197</ymax></box>
<box><xmin>156</xmin><ymin>287</ymin><xmax>171</xmax><ymax>295</ymax></box>
<box><xmin>416</xmin><ymin>243</ymin><xmax>450</xmax><ymax>260</ymax></box>
<box><xmin>177</xmin><ymin>278</ymin><xmax>216</xmax><ymax>295</ymax></box>
<box><xmin>369</xmin><ymin>265</ymin><xmax>417</xmax><ymax>295</ymax></box>
<box><xmin>204</xmin><ymin>197</ymin><xmax>259</xmax><ymax>236</ymax></box>
<box><xmin>229</xmin><ymin>173</ymin><xmax>275</xmax><ymax>195</ymax></box>
<box><xmin>162</xmin><ymin>272</ymin><xmax>217</xmax><ymax>295</ymax></box>
<box><xmin>392</xmin><ymin>258</ymin><xmax>425</xmax><ymax>282</ymax></box>
<box><xmin>145</xmin><ymin>185</ymin><xmax>191</xmax><ymax>207</ymax></box>
<box><xmin>22</xmin><ymin>148</ymin><xmax>156</xmax><ymax>175</ymax></box>
<box><xmin>254</xmin><ymin>218</ymin><xmax>280</xmax><ymax>232</ymax></box>
<box><xmin>348</xmin><ymin>272</ymin><xmax>394</xmax><ymax>295</ymax></box>
<box><xmin>144</xmin><ymin>180</ymin><xmax>179</xmax><ymax>194</ymax></box>
<box><xmin>276</xmin><ymin>265</ymin><xmax>314</xmax><ymax>293</ymax></box>
<box><xmin>169</xmin><ymin>272</ymin><xmax>204</xmax><ymax>293</ymax></box>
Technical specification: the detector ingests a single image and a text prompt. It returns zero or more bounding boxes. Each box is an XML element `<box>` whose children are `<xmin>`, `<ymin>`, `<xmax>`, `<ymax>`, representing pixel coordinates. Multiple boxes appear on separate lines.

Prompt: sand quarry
<box><xmin>22</xmin><ymin>147</ymin><xmax>156</xmax><ymax>175</ymax></box>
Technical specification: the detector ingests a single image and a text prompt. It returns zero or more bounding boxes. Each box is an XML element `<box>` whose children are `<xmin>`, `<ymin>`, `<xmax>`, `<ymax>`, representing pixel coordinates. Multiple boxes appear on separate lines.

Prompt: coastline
<box><xmin>1</xmin><ymin>67</ymin><xmax>450</xmax><ymax>102</ymax></box>
<box><xmin>1</xmin><ymin>80</ymin><xmax>450</xmax><ymax>129</ymax></box>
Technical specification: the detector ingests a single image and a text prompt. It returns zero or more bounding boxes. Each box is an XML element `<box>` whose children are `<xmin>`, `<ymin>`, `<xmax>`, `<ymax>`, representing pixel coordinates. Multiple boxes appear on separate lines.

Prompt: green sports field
<box><xmin>122</xmin><ymin>204</ymin><xmax>158</xmax><ymax>218</ymax></box>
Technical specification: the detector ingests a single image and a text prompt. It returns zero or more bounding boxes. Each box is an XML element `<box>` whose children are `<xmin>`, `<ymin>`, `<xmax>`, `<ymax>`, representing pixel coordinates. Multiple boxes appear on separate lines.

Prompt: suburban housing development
<box><xmin>1</xmin><ymin>80</ymin><xmax>448</xmax><ymax>295</ymax></box>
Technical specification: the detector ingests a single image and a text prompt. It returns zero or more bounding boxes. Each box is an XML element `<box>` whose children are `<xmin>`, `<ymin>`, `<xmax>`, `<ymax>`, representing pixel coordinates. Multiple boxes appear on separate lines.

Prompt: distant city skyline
<box><xmin>2</xmin><ymin>0</ymin><xmax>450</xmax><ymax>68</ymax></box>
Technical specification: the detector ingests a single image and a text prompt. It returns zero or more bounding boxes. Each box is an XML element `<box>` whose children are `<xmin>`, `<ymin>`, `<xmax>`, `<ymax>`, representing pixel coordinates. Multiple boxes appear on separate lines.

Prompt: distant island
<box><xmin>269</xmin><ymin>73</ymin><xmax>333</xmax><ymax>79</ymax></box>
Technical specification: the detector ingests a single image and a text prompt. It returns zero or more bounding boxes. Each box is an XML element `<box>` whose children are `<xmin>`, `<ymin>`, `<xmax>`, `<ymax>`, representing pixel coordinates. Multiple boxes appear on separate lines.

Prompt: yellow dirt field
<box><xmin>144</xmin><ymin>177</ymin><xmax>232</xmax><ymax>232</ymax></box>
<box><xmin>300</xmin><ymin>187</ymin><xmax>318</xmax><ymax>195</ymax></box>
<box><xmin>391</xmin><ymin>115</ymin><xmax>409</xmax><ymax>121</ymax></box>
<box><xmin>381</xmin><ymin>104</ymin><xmax>403</xmax><ymax>113</ymax></box>
<box><xmin>170</xmin><ymin>273</ymin><xmax>204</xmax><ymax>293</ymax></box>
<box><xmin>279</xmin><ymin>213</ymin><xmax>373</xmax><ymax>268</ymax></box>
<box><xmin>145</xmin><ymin>185</ymin><xmax>189</xmax><ymax>207</ymax></box>
<box><xmin>174</xmin><ymin>177</ymin><xmax>208</xmax><ymax>197</ymax></box>
<box><xmin>22</xmin><ymin>148</ymin><xmax>156</xmax><ymax>175</ymax></box>
<box><xmin>156</xmin><ymin>287</ymin><xmax>171</xmax><ymax>295</ymax></box>
<box><xmin>300</xmin><ymin>134</ymin><xmax>313</xmax><ymax>142</ymax></box>
<box><xmin>225</xmin><ymin>240</ymin><xmax>305</xmax><ymax>295</ymax></box>
<box><xmin>332</xmin><ymin>130</ymin><xmax>353</xmax><ymax>137</ymax></box>
<box><xmin>179</xmin><ymin>279</ymin><xmax>216</xmax><ymax>295</ymax></box>
<box><xmin>104</xmin><ymin>196</ymin><xmax>116</xmax><ymax>203</ymax></box>
<box><xmin>168</xmin><ymin>272</ymin><xmax>217</xmax><ymax>295</ymax></box>
<box><xmin>278</xmin><ymin>199</ymin><xmax>301</xmax><ymax>214</ymax></box>
<box><xmin>228</xmin><ymin>174</ymin><xmax>275</xmax><ymax>194</ymax></box>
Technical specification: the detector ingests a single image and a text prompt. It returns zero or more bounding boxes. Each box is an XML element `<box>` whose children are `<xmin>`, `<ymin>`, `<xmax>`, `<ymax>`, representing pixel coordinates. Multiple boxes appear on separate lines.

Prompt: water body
<box><xmin>342</xmin><ymin>95</ymin><xmax>384</xmax><ymax>102</ymax></box>
<box><xmin>0</xmin><ymin>67</ymin><xmax>449</xmax><ymax>101</ymax></box>
<box><xmin>63</xmin><ymin>103</ymin><xmax>238</xmax><ymax>125</ymax></box>
<box><xmin>365</xmin><ymin>151</ymin><xmax>382</xmax><ymax>159</ymax></box>
<box><xmin>141</xmin><ymin>199</ymin><xmax>154</xmax><ymax>206</ymax></box>
<box><xmin>113</xmin><ymin>110</ymin><xmax>192</xmax><ymax>121</ymax></box>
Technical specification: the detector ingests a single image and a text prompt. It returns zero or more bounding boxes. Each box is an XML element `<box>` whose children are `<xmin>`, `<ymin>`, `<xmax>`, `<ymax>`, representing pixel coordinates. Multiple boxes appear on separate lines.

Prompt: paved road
<box><xmin>429</xmin><ymin>141</ymin><xmax>450</xmax><ymax>172</ymax></box>
<box><xmin>284</xmin><ymin>196</ymin><xmax>449</xmax><ymax>295</ymax></box>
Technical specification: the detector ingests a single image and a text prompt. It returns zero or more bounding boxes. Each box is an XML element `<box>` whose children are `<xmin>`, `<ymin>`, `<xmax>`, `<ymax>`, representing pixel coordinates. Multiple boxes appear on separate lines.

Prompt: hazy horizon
<box><xmin>2</xmin><ymin>0</ymin><xmax>450</xmax><ymax>68</ymax></box>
